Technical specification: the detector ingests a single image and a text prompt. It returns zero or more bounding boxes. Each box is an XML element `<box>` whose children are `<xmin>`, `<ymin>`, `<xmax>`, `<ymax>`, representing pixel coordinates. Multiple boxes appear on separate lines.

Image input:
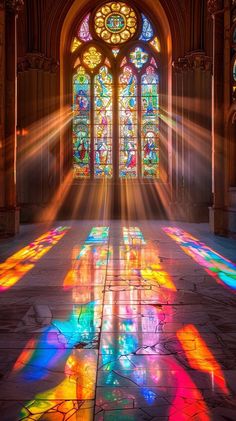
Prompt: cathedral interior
<box><xmin>0</xmin><ymin>0</ymin><xmax>236</xmax><ymax>420</ymax></box>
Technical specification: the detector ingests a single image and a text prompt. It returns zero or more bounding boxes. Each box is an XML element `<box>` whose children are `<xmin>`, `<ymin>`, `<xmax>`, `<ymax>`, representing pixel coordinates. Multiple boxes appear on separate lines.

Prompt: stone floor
<box><xmin>0</xmin><ymin>220</ymin><xmax>236</xmax><ymax>420</ymax></box>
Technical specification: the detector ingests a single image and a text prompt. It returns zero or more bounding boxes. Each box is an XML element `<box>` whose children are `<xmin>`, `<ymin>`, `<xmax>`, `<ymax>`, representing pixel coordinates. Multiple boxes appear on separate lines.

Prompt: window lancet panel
<box><xmin>141</xmin><ymin>66</ymin><xmax>160</xmax><ymax>178</ymax></box>
<box><xmin>119</xmin><ymin>66</ymin><xmax>138</xmax><ymax>178</ymax></box>
<box><xmin>94</xmin><ymin>66</ymin><xmax>113</xmax><ymax>178</ymax></box>
<box><xmin>73</xmin><ymin>67</ymin><xmax>91</xmax><ymax>178</ymax></box>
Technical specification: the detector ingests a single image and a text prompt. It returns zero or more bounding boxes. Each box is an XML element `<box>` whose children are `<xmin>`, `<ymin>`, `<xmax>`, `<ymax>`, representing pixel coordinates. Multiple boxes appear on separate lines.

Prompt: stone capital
<box><xmin>172</xmin><ymin>51</ymin><xmax>213</xmax><ymax>73</ymax></box>
<box><xmin>6</xmin><ymin>0</ymin><xmax>24</xmax><ymax>13</ymax></box>
<box><xmin>207</xmin><ymin>0</ymin><xmax>224</xmax><ymax>16</ymax></box>
<box><xmin>17</xmin><ymin>53</ymin><xmax>59</xmax><ymax>73</ymax></box>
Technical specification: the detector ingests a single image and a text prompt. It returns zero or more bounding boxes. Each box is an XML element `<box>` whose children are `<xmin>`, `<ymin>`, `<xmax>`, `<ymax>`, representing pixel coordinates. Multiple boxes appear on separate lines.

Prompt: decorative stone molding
<box><xmin>6</xmin><ymin>0</ymin><xmax>24</xmax><ymax>13</ymax></box>
<box><xmin>17</xmin><ymin>53</ymin><xmax>59</xmax><ymax>73</ymax></box>
<box><xmin>207</xmin><ymin>0</ymin><xmax>224</xmax><ymax>15</ymax></box>
<box><xmin>172</xmin><ymin>52</ymin><xmax>213</xmax><ymax>73</ymax></box>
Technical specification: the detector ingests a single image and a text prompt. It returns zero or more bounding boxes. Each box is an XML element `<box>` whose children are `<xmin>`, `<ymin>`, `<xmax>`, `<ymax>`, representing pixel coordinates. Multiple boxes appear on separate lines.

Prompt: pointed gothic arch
<box><xmin>60</xmin><ymin>0</ymin><xmax>172</xmax><ymax>186</ymax></box>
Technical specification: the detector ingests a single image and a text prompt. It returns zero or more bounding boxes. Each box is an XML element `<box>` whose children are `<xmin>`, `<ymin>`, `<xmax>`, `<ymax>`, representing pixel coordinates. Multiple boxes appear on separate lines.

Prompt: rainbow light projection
<box><xmin>123</xmin><ymin>227</ymin><xmax>146</xmax><ymax>245</ymax></box>
<box><xmin>177</xmin><ymin>325</ymin><xmax>228</xmax><ymax>394</ymax></box>
<box><xmin>85</xmin><ymin>226</ymin><xmax>109</xmax><ymax>244</ymax></box>
<box><xmin>99</xmin><ymin>229</ymin><xmax>213</xmax><ymax>419</ymax></box>
<box><xmin>0</xmin><ymin>226</ymin><xmax>70</xmax><ymax>291</ymax></box>
<box><xmin>163</xmin><ymin>227</ymin><xmax>236</xmax><ymax>290</ymax></box>
<box><xmin>11</xmin><ymin>226</ymin><xmax>228</xmax><ymax>419</ymax></box>
<box><xmin>18</xmin><ymin>227</ymin><xmax>110</xmax><ymax>420</ymax></box>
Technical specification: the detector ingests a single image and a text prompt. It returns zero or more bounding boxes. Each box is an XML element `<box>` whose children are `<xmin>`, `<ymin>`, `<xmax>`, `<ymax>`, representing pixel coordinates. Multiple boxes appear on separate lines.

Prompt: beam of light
<box><xmin>70</xmin><ymin>180</ymin><xmax>113</xmax><ymax>221</ymax></box>
<box><xmin>17</xmin><ymin>106</ymin><xmax>72</xmax><ymax>166</ymax></box>
<box><xmin>163</xmin><ymin>227</ymin><xmax>236</xmax><ymax>291</ymax></box>
<box><xmin>40</xmin><ymin>170</ymin><xmax>74</xmax><ymax>223</ymax></box>
<box><xmin>123</xmin><ymin>227</ymin><xmax>146</xmax><ymax>245</ymax></box>
<box><xmin>177</xmin><ymin>325</ymin><xmax>228</xmax><ymax>394</ymax></box>
<box><xmin>0</xmin><ymin>226</ymin><xmax>70</xmax><ymax>291</ymax></box>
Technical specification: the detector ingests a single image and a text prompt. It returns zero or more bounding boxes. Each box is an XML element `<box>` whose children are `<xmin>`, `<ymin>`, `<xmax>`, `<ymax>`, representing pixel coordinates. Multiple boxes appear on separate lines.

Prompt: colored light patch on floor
<box><xmin>0</xmin><ymin>226</ymin><xmax>70</xmax><ymax>291</ymax></box>
<box><xmin>163</xmin><ymin>227</ymin><xmax>236</xmax><ymax>290</ymax></box>
<box><xmin>19</xmin><ymin>400</ymin><xmax>93</xmax><ymax>421</ymax></box>
<box><xmin>85</xmin><ymin>227</ymin><xmax>109</xmax><ymax>244</ymax></box>
<box><xmin>19</xmin><ymin>350</ymin><xmax>97</xmax><ymax>419</ymax></box>
<box><xmin>123</xmin><ymin>227</ymin><xmax>146</xmax><ymax>245</ymax></box>
<box><xmin>177</xmin><ymin>324</ymin><xmax>228</xmax><ymax>394</ymax></box>
<box><xmin>120</xmin><ymin>242</ymin><xmax>176</xmax><ymax>292</ymax></box>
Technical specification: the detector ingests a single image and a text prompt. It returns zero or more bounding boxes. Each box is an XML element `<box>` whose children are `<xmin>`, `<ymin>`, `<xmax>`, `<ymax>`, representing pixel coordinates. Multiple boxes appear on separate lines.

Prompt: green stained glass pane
<box><xmin>130</xmin><ymin>47</ymin><xmax>149</xmax><ymax>69</ymax></box>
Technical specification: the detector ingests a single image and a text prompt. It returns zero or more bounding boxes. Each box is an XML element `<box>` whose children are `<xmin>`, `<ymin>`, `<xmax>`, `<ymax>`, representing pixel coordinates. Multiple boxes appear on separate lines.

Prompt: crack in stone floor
<box><xmin>0</xmin><ymin>221</ymin><xmax>236</xmax><ymax>420</ymax></box>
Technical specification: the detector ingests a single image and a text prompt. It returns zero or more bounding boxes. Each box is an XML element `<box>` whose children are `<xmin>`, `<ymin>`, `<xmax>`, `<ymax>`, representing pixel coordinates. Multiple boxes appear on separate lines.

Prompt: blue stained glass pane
<box><xmin>140</xmin><ymin>14</ymin><xmax>154</xmax><ymax>41</ymax></box>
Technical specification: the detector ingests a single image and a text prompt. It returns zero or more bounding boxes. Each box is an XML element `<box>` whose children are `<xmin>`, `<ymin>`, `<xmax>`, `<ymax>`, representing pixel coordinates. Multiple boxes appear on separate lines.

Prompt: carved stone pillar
<box><xmin>171</xmin><ymin>52</ymin><xmax>212</xmax><ymax>222</ymax></box>
<box><xmin>208</xmin><ymin>0</ymin><xmax>226</xmax><ymax>234</ymax></box>
<box><xmin>0</xmin><ymin>0</ymin><xmax>23</xmax><ymax>235</ymax></box>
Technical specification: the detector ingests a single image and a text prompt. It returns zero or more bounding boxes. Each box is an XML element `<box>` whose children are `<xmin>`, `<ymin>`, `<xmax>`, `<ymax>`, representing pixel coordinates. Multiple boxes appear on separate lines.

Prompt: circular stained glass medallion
<box><xmin>94</xmin><ymin>2</ymin><xmax>138</xmax><ymax>45</ymax></box>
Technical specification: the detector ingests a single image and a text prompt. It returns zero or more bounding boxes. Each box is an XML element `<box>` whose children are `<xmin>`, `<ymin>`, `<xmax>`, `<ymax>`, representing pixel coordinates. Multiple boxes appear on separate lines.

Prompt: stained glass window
<box><xmin>130</xmin><ymin>47</ymin><xmax>149</xmax><ymax>69</ymax></box>
<box><xmin>112</xmin><ymin>48</ymin><xmax>120</xmax><ymax>57</ymax></box>
<box><xmin>94</xmin><ymin>66</ymin><xmax>113</xmax><ymax>178</ymax></box>
<box><xmin>94</xmin><ymin>2</ymin><xmax>137</xmax><ymax>44</ymax></box>
<box><xmin>141</xmin><ymin>66</ymin><xmax>159</xmax><ymax>178</ymax></box>
<box><xmin>83</xmin><ymin>47</ymin><xmax>102</xmax><ymax>69</ymax></box>
<box><xmin>140</xmin><ymin>14</ymin><xmax>154</xmax><ymax>41</ymax></box>
<box><xmin>119</xmin><ymin>66</ymin><xmax>138</xmax><ymax>178</ymax></box>
<box><xmin>73</xmin><ymin>67</ymin><xmax>91</xmax><ymax>178</ymax></box>
<box><xmin>233</xmin><ymin>59</ymin><xmax>236</xmax><ymax>81</ymax></box>
<box><xmin>150</xmin><ymin>37</ymin><xmax>161</xmax><ymax>53</ymax></box>
<box><xmin>72</xmin><ymin>2</ymin><xmax>161</xmax><ymax>180</ymax></box>
<box><xmin>71</xmin><ymin>38</ymin><xmax>82</xmax><ymax>53</ymax></box>
<box><xmin>78</xmin><ymin>14</ymin><xmax>92</xmax><ymax>41</ymax></box>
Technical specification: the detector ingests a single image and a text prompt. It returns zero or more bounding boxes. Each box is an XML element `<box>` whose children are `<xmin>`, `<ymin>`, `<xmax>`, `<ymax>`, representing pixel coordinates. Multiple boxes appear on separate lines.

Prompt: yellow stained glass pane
<box><xmin>74</xmin><ymin>57</ymin><xmax>81</xmax><ymax>68</ymax></box>
<box><xmin>71</xmin><ymin>37</ymin><xmax>82</xmax><ymax>53</ymax></box>
<box><xmin>150</xmin><ymin>36</ymin><xmax>161</xmax><ymax>53</ymax></box>
<box><xmin>83</xmin><ymin>47</ymin><xmax>102</xmax><ymax>69</ymax></box>
<box><xmin>94</xmin><ymin>2</ymin><xmax>137</xmax><ymax>45</ymax></box>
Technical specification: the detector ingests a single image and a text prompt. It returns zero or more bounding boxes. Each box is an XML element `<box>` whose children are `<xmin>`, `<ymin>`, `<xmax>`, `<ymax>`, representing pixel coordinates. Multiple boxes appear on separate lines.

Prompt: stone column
<box><xmin>172</xmin><ymin>53</ymin><xmax>212</xmax><ymax>222</ymax></box>
<box><xmin>208</xmin><ymin>0</ymin><xmax>226</xmax><ymax>234</ymax></box>
<box><xmin>0</xmin><ymin>0</ymin><xmax>23</xmax><ymax>235</ymax></box>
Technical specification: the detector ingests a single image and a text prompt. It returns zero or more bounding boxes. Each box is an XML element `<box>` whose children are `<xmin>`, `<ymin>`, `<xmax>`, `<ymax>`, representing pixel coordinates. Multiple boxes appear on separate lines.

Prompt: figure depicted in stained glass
<box><xmin>94</xmin><ymin>66</ymin><xmax>113</xmax><ymax>178</ymax></box>
<box><xmin>72</xmin><ymin>3</ymin><xmax>160</xmax><ymax>180</ymax></box>
<box><xmin>119</xmin><ymin>66</ymin><xmax>138</xmax><ymax>178</ymax></box>
<box><xmin>141</xmin><ymin>66</ymin><xmax>159</xmax><ymax>178</ymax></box>
<box><xmin>73</xmin><ymin>67</ymin><xmax>91</xmax><ymax>178</ymax></box>
<box><xmin>143</xmin><ymin>132</ymin><xmax>159</xmax><ymax>164</ymax></box>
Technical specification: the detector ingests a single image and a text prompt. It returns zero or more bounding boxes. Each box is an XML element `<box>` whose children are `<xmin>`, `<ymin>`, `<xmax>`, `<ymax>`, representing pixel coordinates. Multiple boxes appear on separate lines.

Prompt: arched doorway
<box><xmin>60</xmin><ymin>0</ymin><xmax>172</xmax><ymax>219</ymax></box>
